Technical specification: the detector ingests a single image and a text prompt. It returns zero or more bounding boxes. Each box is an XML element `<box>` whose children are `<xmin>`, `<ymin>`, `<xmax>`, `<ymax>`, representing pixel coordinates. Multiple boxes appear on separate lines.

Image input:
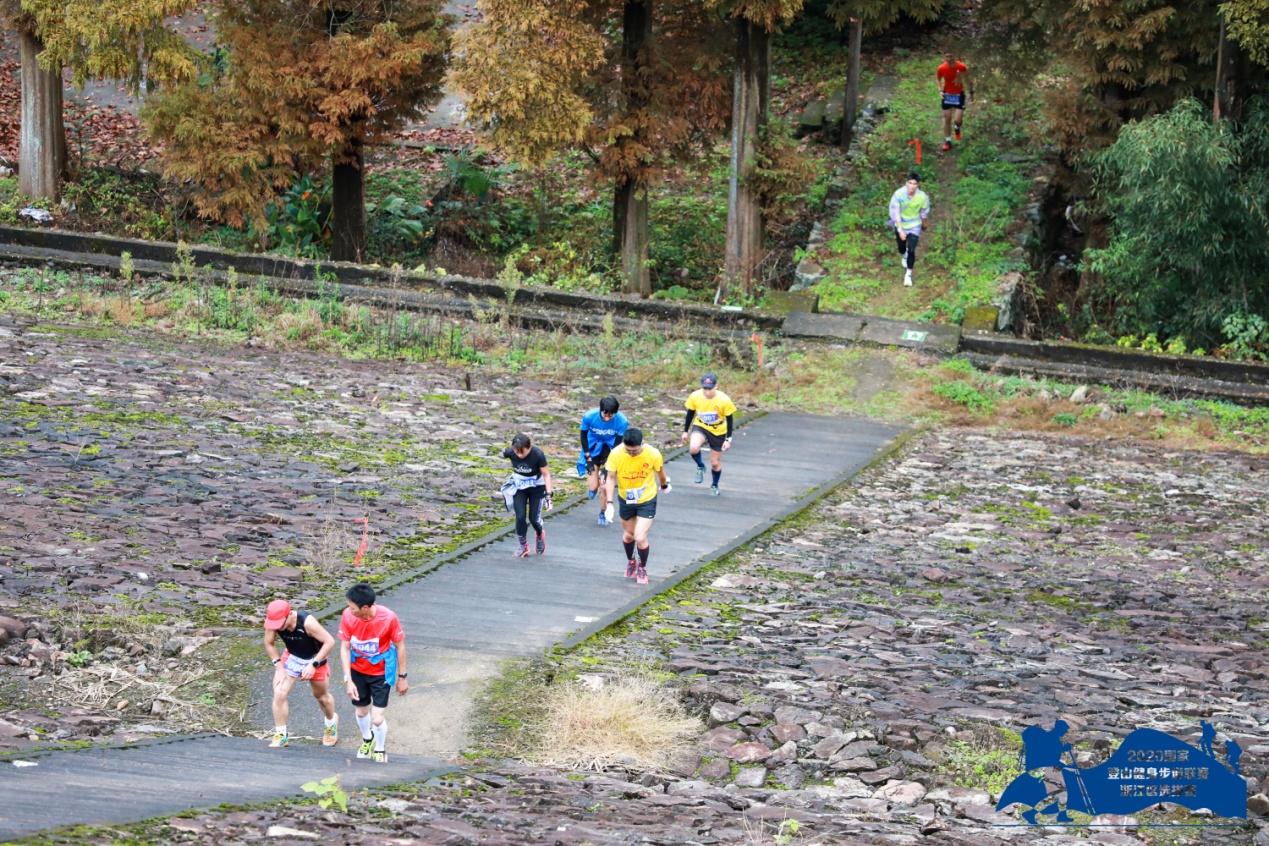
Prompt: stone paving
<box><xmin>2</xmin><ymin>313</ymin><xmax>1269</xmax><ymax>844</ymax></box>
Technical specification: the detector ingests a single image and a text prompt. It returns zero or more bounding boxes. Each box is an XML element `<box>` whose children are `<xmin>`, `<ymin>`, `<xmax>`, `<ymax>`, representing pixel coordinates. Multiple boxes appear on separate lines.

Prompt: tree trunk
<box><xmin>18</xmin><ymin>28</ymin><xmax>66</xmax><ymax>202</ymax></box>
<box><xmin>331</xmin><ymin>141</ymin><xmax>366</xmax><ymax>262</ymax></box>
<box><xmin>1213</xmin><ymin>12</ymin><xmax>1240</xmax><ymax>120</ymax></box>
<box><xmin>722</xmin><ymin>17</ymin><xmax>769</xmax><ymax>300</ymax></box>
<box><xmin>612</xmin><ymin>0</ymin><xmax>652</xmax><ymax>296</ymax></box>
<box><xmin>842</xmin><ymin>18</ymin><xmax>863</xmax><ymax>146</ymax></box>
<box><xmin>615</xmin><ymin>178</ymin><xmax>650</xmax><ymax>296</ymax></box>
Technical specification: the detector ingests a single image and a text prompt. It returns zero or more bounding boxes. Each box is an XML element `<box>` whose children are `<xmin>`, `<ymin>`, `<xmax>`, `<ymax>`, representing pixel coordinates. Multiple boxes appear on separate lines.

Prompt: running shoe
<box><xmin>588</xmin><ymin>488</ymin><xmax>597</xmax><ymax>499</ymax></box>
<box><xmin>625</xmin><ymin>559</ymin><xmax>638</xmax><ymax>579</ymax></box>
<box><xmin>322</xmin><ymin>716</ymin><xmax>338</xmax><ymax>747</ymax></box>
<box><xmin>269</xmin><ymin>732</ymin><xmax>289</xmax><ymax>748</ymax></box>
<box><xmin>904</xmin><ymin>271</ymin><xmax>913</xmax><ymax>287</ymax></box>
<box><xmin>694</xmin><ymin>466</ymin><xmax>705</xmax><ymax>484</ymax></box>
<box><xmin>536</xmin><ymin>531</ymin><xmax>546</xmax><ymax>555</ymax></box>
<box><xmin>598</xmin><ymin>510</ymin><xmax>608</xmax><ymax>527</ymax></box>
<box><xmin>710</xmin><ymin>485</ymin><xmax>720</xmax><ymax>496</ymax></box>
<box><xmin>941</xmin><ymin>141</ymin><xmax>951</xmax><ymax>151</ymax></box>
<box><xmin>515</xmin><ymin>540</ymin><xmax>531</xmax><ymax>558</ymax></box>
<box><xmin>636</xmin><ymin>565</ymin><xmax>649</xmax><ymax>585</ymax></box>
<box><xmin>357</xmin><ymin>738</ymin><xmax>374</xmax><ymax>759</ymax></box>
<box><xmin>372</xmin><ymin>749</ymin><xmax>388</xmax><ymax>764</ymax></box>
<box><xmin>954</xmin><ymin>126</ymin><xmax>962</xmax><ymax>141</ymax></box>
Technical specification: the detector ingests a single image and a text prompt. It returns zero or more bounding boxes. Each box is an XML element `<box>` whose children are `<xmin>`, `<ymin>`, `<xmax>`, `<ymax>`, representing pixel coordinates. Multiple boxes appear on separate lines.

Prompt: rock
<box><xmin>0</xmin><ymin>616</ymin><xmax>26</xmax><ymax>638</ymax></box>
<box><xmin>266</xmin><ymin>825</ymin><xmax>320</xmax><ymax>839</ymax></box>
<box><xmin>829</xmin><ymin>757</ymin><xmax>875</xmax><ymax>772</ymax></box>
<box><xmin>766</xmin><ymin>741</ymin><xmax>798</xmax><ymax>766</ymax></box>
<box><xmin>161</xmin><ymin>638</ymin><xmax>185</xmax><ymax>658</ymax></box>
<box><xmin>1250</xmin><ymin>793</ymin><xmax>1269</xmax><ymax>816</ymax></box>
<box><xmin>150</xmin><ymin>700</ymin><xmax>165</xmax><ymax>716</ymax></box>
<box><xmin>771</xmin><ymin>763</ymin><xmax>806</xmax><ymax>789</ymax></box>
<box><xmin>725</xmin><ymin>742</ymin><xmax>772</xmax><ymax>763</ymax></box>
<box><xmin>1070</xmin><ymin>385</ymin><xmax>1089</xmax><ymax>403</ymax></box>
<box><xmin>920</xmin><ymin>567</ymin><xmax>950</xmax><ymax>583</ymax></box>
<box><xmin>734</xmin><ymin>766</ymin><xmax>767</xmax><ymax>788</ymax></box>
<box><xmin>873</xmin><ymin>779</ymin><xmax>927</xmax><ymax>806</ymax></box>
<box><xmin>698</xmin><ymin>758</ymin><xmax>731</xmax><ymax>781</ymax></box>
<box><xmin>701</xmin><ymin>727</ymin><xmax>746</xmax><ymax>751</ymax></box>
<box><xmin>770</xmin><ymin>723</ymin><xmax>805</xmax><ymax>743</ymax></box>
<box><xmin>709</xmin><ymin>702</ymin><xmax>746</xmax><ymax>726</ymax></box>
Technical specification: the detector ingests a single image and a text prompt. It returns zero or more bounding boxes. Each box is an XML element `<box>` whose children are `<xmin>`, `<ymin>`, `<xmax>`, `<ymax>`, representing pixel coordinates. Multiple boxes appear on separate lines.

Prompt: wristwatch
<box><xmin>313</xmin><ymin>658</ymin><xmax>327</xmax><ymax>668</ymax></box>
<box><xmin>399</xmin><ymin>673</ymin><xmax>408</xmax><ymax>679</ymax></box>
<box><xmin>271</xmin><ymin>657</ymin><xmax>280</xmax><ymax>665</ymax></box>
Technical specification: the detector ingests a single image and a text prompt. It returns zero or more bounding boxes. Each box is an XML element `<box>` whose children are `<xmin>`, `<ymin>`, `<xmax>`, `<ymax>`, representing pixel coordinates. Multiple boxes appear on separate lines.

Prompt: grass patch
<box><xmin>935</xmin><ymin>724</ymin><xmax>1023</xmax><ymax>796</ymax></box>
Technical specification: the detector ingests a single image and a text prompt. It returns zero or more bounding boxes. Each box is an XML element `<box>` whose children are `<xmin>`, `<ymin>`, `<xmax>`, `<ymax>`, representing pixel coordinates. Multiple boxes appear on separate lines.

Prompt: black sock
<box><xmin>638</xmin><ymin>545</ymin><xmax>649</xmax><ymax>566</ymax></box>
<box><xmin>623</xmin><ymin>540</ymin><xmax>635</xmax><ymax>560</ymax></box>
<box><xmin>711</xmin><ymin>469</ymin><xmax>721</xmax><ymax>486</ymax></box>
<box><xmin>692</xmin><ymin>452</ymin><xmax>705</xmax><ymax>468</ymax></box>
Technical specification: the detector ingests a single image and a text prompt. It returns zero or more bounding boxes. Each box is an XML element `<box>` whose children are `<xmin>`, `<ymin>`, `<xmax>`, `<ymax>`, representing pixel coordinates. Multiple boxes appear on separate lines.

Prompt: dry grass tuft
<box><xmin>534</xmin><ymin>674</ymin><xmax>702</xmax><ymax>771</ymax></box>
<box><xmin>303</xmin><ymin>513</ymin><xmax>358</xmax><ymax>578</ymax></box>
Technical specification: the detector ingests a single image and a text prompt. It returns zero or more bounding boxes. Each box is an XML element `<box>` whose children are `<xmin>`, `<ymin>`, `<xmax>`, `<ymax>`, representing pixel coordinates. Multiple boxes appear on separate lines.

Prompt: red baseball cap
<box><xmin>264</xmin><ymin>599</ymin><xmax>291</xmax><ymax>630</ymax></box>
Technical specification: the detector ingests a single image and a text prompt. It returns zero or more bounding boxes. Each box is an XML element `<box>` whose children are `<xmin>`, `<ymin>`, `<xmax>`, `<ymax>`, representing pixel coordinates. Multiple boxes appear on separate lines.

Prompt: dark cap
<box><xmin>700</xmin><ymin>373</ymin><xmax>718</xmax><ymax>389</ymax></box>
<box><xmin>622</xmin><ymin>428</ymin><xmax>643</xmax><ymax>447</ymax></box>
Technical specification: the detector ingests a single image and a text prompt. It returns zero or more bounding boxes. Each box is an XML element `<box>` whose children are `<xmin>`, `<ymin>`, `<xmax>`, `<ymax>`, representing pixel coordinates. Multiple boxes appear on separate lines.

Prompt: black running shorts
<box><xmin>690</xmin><ymin>425</ymin><xmax>727</xmax><ymax>452</ymax></box>
<box><xmin>618</xmin><ymin>497</ymin><xmax>658</xmax><ymax>521</ymax></box>
<box><xmin>350</xmin><ymin>669</ymin><xmax>392</xmax><ymax>708</ymax></box>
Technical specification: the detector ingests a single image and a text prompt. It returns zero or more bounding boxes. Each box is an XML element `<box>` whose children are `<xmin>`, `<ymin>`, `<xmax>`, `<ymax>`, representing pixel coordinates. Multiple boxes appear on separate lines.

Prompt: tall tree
<box><xmin>146</xmin><ymin>0</ymin><xmax>451</xmax><ymax>261</ymax></box>
<box><xmin>707</xmin><ymin>0</ymin><xmax>803</xmax><ymax>299</ymax></box>
<box><xmin>1</xmin><ymin>0</ymin><xmax>198</xmax><ymax>200</ymax></box>
<box><xmin>451</xmin><ymin>0</ymin><xmax>728</xmax><ymax>296</ymax></box>
<box><xmin>826</xmin><ymin>0</ymin><xmax>943</xmax><ymax>142</ymax></box>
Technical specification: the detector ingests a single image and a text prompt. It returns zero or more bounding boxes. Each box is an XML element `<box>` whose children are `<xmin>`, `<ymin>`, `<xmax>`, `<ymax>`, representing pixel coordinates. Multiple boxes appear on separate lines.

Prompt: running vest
<box><xmin>897</xmin><ymin>190</ymin><xmax>929</xmax><ymax>230</ymax></box>
<box><xmin>275</xmin><ymin>610</ymin><xmax>323</xmax><ymax>660</ymax></box>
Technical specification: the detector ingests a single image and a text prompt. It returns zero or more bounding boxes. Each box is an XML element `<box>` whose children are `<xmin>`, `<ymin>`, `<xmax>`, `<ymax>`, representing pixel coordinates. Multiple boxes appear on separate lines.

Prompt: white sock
<box><xmin>372</xmin><ymin>720</ymin><xmax>387</xmax><ymax>751</ymax></box>
<box><xmin>324</xmin><ymin>715</ymin><xmax>337</xmax><ymax>727</ymax></box>
<box><xmin>275</xmin><ymin>725</ymin><xmax>287</xmax><ymax>735</ymax></box>
<box><xmin>356</xmin><ymin>713</ymin><xmax>373</xmax><ymax>740</ymax></box>
<box><xmin>946</xmin><ymin>136</ymin><xmax>951</xmax><ymax>142</ymax></box>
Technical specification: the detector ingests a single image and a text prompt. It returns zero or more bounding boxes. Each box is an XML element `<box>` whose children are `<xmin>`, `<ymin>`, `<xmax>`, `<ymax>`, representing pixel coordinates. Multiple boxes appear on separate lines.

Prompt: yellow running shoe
<box><xmin>357</xmin><ymin>738</ymin><xmax>374</xmax><ymax>759</ymax></box>
<box><xmin>322</xmin><ymin>715</ymin><xmax>339</xmax><ymax>747</ymax></box>
<box><xmin>371</xmin><ymin>749</ymin><xmax>388</xmax><ymax>764</ymax></box>
<box><xmin>268</xmin><ymin>732</ymin><xmax>289</xmax><ymax>748</ymax></box>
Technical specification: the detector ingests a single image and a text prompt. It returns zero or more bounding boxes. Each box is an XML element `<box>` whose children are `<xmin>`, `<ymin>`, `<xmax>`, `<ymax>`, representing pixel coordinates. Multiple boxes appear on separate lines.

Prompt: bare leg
<box><xmin>271</xmin><ymin>669</ymin><xmax>298</xmax><ymax>728</ymax></box>
<box><xmin>310</xmin><ymin>678</ymin><xmax>336</xmax><ymax>720</ymax></box>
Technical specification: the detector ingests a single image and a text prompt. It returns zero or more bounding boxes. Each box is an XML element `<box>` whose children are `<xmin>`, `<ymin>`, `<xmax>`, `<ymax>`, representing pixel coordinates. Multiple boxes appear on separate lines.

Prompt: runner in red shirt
<box><xmin>338</xmin><ymin>582</ymin><xmax>408</xmax><ymax>763</ymax></box>
<box><xmin>936</xmin><ymin>51</ymin><xmax>974</xmax><ymax>151</ymax></box>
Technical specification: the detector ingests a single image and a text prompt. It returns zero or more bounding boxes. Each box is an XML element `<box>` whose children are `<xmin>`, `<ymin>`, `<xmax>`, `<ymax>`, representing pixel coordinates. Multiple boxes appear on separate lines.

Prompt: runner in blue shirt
<box><xmin>577</xmin><ymin>396</ymin><xmax>629</xmax><ymax>526</ymax></box>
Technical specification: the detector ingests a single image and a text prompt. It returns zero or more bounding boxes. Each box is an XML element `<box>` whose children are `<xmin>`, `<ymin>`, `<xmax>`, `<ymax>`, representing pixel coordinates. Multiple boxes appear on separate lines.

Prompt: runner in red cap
<box><xmin>263</xmin><ymin>598</ymin><xmax>339</xmax><ymax>748</ymax></box>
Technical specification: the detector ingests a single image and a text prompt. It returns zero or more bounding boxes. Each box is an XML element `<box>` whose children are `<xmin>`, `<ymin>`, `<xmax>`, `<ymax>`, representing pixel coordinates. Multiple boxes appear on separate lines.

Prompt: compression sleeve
<box><xmin>726</xmin><ymin>415</ymin><xmax>734</xmax><ymax>438</ymax></box>
<box><xmin>580</xmin><ymin>429</ymin><xmax>591</xmax><ymax>455</ymax></box>
<box><xmin>684</xmin><ymin>409</ymin><xmax>696</xmax><ymax>432</ymax></box>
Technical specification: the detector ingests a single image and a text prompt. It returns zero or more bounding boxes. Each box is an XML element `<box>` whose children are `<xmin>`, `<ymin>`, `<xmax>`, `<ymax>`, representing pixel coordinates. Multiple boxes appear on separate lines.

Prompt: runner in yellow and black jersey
<box><xmin>681</xmin><ymin>372</ymin><xmax>736</xmax><ymax>496</ymax></box>
<box><xmin>603</xmin><ymin>428</ymin><xmax>669</xmax><ymax>585</ymax></box>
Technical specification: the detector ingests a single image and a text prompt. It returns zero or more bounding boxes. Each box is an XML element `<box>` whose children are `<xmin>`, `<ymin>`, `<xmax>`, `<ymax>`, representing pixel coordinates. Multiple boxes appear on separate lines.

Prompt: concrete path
<box><xmin>1</xmin><ymin>413</ymin><xmax>902</xmax><ymax>838</ymax></box>
<box><xmin>264</xmin><ymin>413</ymin><xmax>904</xmax><ymax>757</ymax></box>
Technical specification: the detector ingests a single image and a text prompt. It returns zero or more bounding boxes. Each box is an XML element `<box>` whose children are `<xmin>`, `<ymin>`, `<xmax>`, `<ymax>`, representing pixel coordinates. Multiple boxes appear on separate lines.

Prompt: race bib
<box><xmin>513</xmin><ymin>473</ymin><xmax>539</xmax><ymax>490</ymax></box>
<box><xmin>624</xmin><ymin>485</ymin><xmax>646</xmax><ymax>503</ymax></box>
<box><xmin>699</xmin><ymin>411</ymin><xmax>720</xmax><ymax>425</ymax></box>
<box><xmin>282</xmin><ymin>653</ymin><xmax>314</xmax><ymax>678</ymax></box>
<box><xmin>942</xmin><ymin>92</ymin><xmax>961</xmax><ymax>106</ymax></box>
<box><xmin>350</xmin><ymin>637</ymin><xmax>380</xmax><ymax>657</ymax></box>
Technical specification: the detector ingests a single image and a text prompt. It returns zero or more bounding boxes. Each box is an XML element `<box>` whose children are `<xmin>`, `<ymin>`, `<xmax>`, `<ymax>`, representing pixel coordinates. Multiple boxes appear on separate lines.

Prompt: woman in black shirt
<box><xmin>503</xmin><ymin>433</ymin><xmax>553</xmax><ymax>557</ymax></box>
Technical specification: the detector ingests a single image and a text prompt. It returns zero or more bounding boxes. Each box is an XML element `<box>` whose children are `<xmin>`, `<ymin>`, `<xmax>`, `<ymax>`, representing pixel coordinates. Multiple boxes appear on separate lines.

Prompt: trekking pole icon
<box><xmin>1065</xmin><ymin>747</ymin><xmax>1095</xmax><ymax>816</ymax></box>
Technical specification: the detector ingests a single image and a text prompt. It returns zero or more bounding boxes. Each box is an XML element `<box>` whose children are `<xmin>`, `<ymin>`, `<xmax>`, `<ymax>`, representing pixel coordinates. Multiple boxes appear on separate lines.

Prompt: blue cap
<box><xmin>701</xmin><ymin>373</ymin><xmax>718</xmax><ymax>389</ymax></box>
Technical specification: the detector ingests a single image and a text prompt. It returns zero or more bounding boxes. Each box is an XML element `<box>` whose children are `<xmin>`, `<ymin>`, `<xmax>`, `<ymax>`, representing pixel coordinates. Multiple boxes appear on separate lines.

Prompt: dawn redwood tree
<box><xmin>826</xmin><ymin>0</ymin><xmax>942</xmax><ymax>142</ymax></box>
<box><xmin>1</xmin><ymin>0</ymin><xmax>198</xmax><ymax>200</ymax></box>
<box><xmin>146</xmin><ymin>0</ymin><xmax>451</xmax><ymax>261</ymax></box>
<box><xmin>451</xmin><ymin>0</ymin><xmax>728</xmax><ymax>296</ymax></box>
<box><xmin>706</xmin><ymin>0</ymin><xmax>804</xmax><ymax>299</ymax></box>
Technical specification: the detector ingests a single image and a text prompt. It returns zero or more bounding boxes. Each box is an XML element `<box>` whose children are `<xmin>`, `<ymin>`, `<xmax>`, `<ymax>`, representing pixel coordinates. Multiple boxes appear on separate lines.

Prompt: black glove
<box><xmin>585</xmin><ymin>459</ymin><xmax>596</xmax><ymax>473</ymax></box>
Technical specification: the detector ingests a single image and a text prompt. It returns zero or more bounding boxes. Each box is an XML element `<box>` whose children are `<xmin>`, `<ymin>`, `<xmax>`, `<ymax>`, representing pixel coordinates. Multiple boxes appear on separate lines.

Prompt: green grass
<box><xmin>813</xmin><ymin>56</ymin><xmax>1040</xmax><ymax>322</ymax></box>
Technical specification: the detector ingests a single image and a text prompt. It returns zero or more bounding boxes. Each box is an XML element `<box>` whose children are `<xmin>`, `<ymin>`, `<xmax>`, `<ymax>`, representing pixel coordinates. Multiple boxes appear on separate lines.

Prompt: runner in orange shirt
<box><xmin>338</xmin><ymin>582</ymin><xmax>408</xmax><ymax>763</ymax></box>
<box><xmin>936</xmin><ymin>51</ymin><xmax>974</xmax><ymax>151</ymax></box>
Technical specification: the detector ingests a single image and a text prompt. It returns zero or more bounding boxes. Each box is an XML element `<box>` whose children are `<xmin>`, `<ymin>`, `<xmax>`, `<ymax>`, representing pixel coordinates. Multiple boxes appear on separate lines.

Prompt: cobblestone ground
<box><xmin>2</xmin><ymin>317</ymin><xmax>1268</xmax><ymax>845</ymax></box>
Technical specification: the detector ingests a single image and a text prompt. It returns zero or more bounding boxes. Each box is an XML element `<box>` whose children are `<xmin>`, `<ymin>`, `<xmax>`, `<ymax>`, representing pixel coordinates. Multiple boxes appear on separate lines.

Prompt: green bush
<box><xmin>932</xmin><ymin>380</ymin><xmax>996</xmax><ymax>415</ymax></box>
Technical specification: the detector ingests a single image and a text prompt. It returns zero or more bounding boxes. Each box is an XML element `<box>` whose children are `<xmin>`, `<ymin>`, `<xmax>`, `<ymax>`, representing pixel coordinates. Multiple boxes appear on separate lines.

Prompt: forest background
<box><xmin>0</xmin><ymin>0</ymin><xmax>1267</xmax><ymax>358</ymax></box>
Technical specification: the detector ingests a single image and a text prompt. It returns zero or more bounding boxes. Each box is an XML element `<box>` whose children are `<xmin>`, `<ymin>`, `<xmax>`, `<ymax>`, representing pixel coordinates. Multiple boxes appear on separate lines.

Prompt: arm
<box><xmin>541</xmin><ymin>466</ymin><xmax>554</xmax><ymax>508</ymax></box>
<box><xmin>340</xmin><ymin>638</ymin><xmax>356</xmax><ymax>700</ymax></box>
<box><xmin>579</xmin><ymin>428</ymin><xmax>591</xmax><ymax>458</ymax></box>
<box><xmin>681</xmin><ymin>408</ymin><xmax>696</xmax><ymax>443</ymax></box>
<box><xmin>395</xmin><ymin>639</ymin><xmax>409</xmax><ymax>695</ymax></box>
<box><xmin>300</xmin><ymin>616</ymin><xmax>336</xmax><ymax>680</ymax></box>
<box><xmin>604</xmin><ymin>470</ymin><xmax>616</xmax><ymax>505</ymax></box>
<box><xmin>264</xmin><ymin>630</ymin><xmax>281</xmax><ymax>666</ymax></box>
<box><xmin>723</xmin><ymin>415</ymin><xmax>734</xmax><ymax>452</ymax></box>
<box><xmin>889</xmin><ymin>193</ymin><xmax>902</xmax><ymax>231</ymax></box>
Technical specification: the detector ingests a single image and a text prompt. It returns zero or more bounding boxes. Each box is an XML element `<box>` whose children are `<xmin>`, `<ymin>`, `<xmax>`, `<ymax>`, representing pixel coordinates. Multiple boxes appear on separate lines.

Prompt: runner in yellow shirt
<box><xmin>603</xmin><ymin>428</ymin><xmax>669</xmax><ymax>585</ymax></box>
<box><xmin>681</xmin><ymin>373</ymin><xmax>736</xmax><ymax>496</ymax></box>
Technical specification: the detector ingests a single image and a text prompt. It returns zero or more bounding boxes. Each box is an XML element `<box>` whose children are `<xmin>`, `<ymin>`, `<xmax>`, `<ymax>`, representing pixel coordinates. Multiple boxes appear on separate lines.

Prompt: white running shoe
<box><xmin>904</xmin><ymin>270</ymin><xmax>913</xmax><ymax>287</ymax></box>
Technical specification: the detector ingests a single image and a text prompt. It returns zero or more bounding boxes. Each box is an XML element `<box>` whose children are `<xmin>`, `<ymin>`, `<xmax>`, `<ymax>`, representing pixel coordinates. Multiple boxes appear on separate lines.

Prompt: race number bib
<box><xmin>942</xmin><ymin>92</ymin><xmax>961</xmax><ymax>107</ymax></box>
<box><xmin>282</xmin><ymin>653</ymin><xmax>314</xmax><ymax>678</ymax></box>
<box><xmin>624</xmin><ymin>485</ymin><xmax>646</xmax><ymax>503</ymax></box>
<box><xmin>350</xmin><ymin>637</ymin><xmax>380</xmax><ymax>657</ymax></box>
<box><xmin>699</xmin><ymin>411</ymin><xmax>720</xmax><ymax>425</ymax></box>
<box><xmin>512</xmin><ymin>474</ymin><xmax>539</xmax><ymax>490</ymax></box>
